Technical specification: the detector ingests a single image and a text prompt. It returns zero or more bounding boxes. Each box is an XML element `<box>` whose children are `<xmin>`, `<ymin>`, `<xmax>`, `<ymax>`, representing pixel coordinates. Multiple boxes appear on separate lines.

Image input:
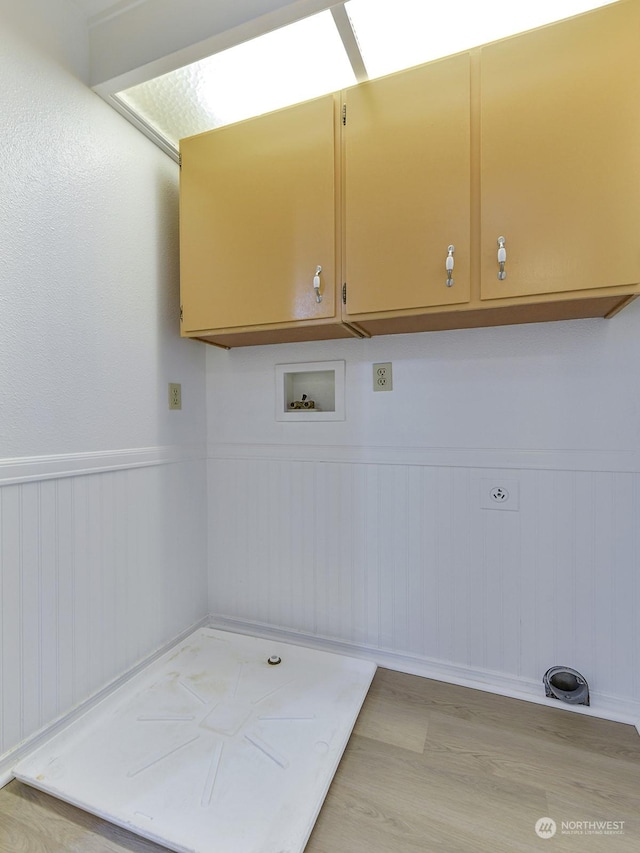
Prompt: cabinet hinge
<box><xmin>178</xmin><ymin>152</ymin><xmax>182</xmax><ymax>168</ymax></box>
<box><xmin>342</xmin><ymin>104</ymin><xmax>347</xmax><ymax>126</ymax></box>
<box><xmin>180</xmin><ymin>305</ymin><xmax>183</xmax><ymax>322</ymax></box>
<box><xmin>342</xmin><ymin>283</ymin><xmax>347</xmax><ymax>304</ymax></box>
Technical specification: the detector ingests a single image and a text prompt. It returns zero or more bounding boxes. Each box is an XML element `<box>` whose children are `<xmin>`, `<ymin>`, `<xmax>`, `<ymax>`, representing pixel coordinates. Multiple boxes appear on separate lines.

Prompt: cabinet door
<box><xmin>180</xmin><ymin>95</ymin><xmax>338</xmax><ymax>332</ymax></box>
<box><xmin>344</xmin><ymin>53</ymin><xmax>471</xmax><ymax>315</ymax></box>
<box><xmin>481</xmin><ymin>0</ymin><xmax>640</xmax><ymax>300</ymax></box>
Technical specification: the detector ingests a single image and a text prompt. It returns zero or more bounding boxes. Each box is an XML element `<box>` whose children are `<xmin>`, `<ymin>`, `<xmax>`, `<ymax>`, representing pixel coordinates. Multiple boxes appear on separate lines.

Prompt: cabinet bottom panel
<box><xmin>348</xmin><ymin>295</ymin><xmax>638</xmax><ymax>338</ymax></box>
<box><xmin>185</xmin><ymin>321</ymin><xmax>366</xmax><ymax>348</ymax></box>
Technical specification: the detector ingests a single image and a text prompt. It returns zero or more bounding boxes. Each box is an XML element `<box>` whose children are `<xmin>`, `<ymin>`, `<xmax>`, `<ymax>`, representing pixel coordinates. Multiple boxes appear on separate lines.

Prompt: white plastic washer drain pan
<box><xmin>14</xmin><ymin>628</ymin><xmax>376</xmax><ymax>853</ymax></box>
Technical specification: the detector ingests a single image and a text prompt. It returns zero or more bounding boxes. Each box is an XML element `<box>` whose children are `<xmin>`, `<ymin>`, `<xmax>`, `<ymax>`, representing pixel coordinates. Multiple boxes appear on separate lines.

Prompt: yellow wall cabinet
<box><xmin>179</xmin><ymin>94</ymin><xmax>362</xmax><ymax>347</ymax></box>
<box><xmin>343</xmin><ymin>53</ymin><xmax>472</xmax><ymax>317</ymax></box>
<box><xmin>480</xmin><ymin>0</ymin><xmax>640</xmax><ymax>303</ymax></box>
<box><xmin>180</xmin><ymin>0</ymin><xmax>640</xmax><ymax>347</ymax></box>
<box><xmin>343</xmin><ymin>0</ymin><xmax>640</xmax><ymax>336</ymax></box>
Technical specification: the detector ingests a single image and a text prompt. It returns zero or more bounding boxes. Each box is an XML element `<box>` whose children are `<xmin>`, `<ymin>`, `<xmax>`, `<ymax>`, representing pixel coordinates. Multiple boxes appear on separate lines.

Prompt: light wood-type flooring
<box><xmin>1</xmin><ymin>668</ymin><xmax>639</xmax><ymax>852</ymax></box>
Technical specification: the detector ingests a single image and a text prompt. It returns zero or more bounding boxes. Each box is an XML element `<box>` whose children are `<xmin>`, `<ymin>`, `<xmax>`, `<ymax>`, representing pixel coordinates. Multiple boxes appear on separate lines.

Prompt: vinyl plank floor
<box><xmin>308</xmin><ymin>669</ymin><xmax>640</xmax><ymax>853</ymax></box>
<box><xmin>0</xmin><ymin>779</ymin><xmax>169</xmax><ymax>852</ymax></box>
<box><xmin>2</xmin><ymin>667</ymin><xmax>639</xmax><ymax>853</ymax></box>
<box><xmin>351</xmin><ymin>674</ymin><xmax>430</xmax><ymax>753</ymax></box>
<box><xmin>424</xmin><ymin>710</ymin><xmax>640</xmax><ymax>795</ymax></box>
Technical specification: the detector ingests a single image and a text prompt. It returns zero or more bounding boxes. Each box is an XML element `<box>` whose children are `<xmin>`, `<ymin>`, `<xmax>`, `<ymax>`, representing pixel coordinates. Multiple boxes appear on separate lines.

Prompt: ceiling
<box><xmin>70</xmin><ymin>0</ymin><xmax>140</xmax><ymax>24</ymax></box>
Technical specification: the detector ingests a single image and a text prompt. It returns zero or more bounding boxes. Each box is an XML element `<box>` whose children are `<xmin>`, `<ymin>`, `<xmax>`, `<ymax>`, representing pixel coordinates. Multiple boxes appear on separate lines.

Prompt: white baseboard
<box><xmin>209</xmin><ymin>614</ymin><xmax>640</xmax><ymax>733</ymax></box>
<box><xmin>0</xmin><ymin>615</ymin><xmax>210</xmax><ymax>789</ymax></box>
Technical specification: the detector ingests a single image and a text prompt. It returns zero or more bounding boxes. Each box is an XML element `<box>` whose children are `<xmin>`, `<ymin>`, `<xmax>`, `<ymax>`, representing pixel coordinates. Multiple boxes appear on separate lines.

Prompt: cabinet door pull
<box><xmin>313</xmin><ymin>265</ymin><xmax>323</xmax><ymax>303</ymax></box>
<box><xmin>497</xmin><ymin>236</ymin><xmax>507</xmax><ymax>280</ymax></box>
<box><xmin>446</xmin><ymin>245</ymin><xmax>455</xmax><ymax>287</ymax></box>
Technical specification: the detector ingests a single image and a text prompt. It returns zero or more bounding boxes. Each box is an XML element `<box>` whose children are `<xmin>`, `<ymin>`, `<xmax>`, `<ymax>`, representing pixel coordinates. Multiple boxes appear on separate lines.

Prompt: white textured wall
<box><xmin>0</xmin><ymin>0</ymin><xmax>206</xmax><ymax>459</ymax></box>
<box><xmin>0</xmin><ymin>0</ymin><xmax>88</xmax><ymax>81</ymax></box>
<box><xmin>0</xmin><ymin>0</ymin><xmax>208</xmax><ymax>765</ymax></box>
<box><xmin>207</xmin><ymin>305</ymin><xmax>640</xmax><ymax>710</ymax></box>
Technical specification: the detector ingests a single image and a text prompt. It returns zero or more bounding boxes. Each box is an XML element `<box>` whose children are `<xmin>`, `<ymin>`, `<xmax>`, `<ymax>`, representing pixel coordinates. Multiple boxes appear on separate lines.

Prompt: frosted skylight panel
<box><xmin>344</xmin><ymin>0</ymin><xmax>619</xmax><ymax>78</ymax></box>
<box><xmin>116</xmin><ymin>11</ymin><xmax>357</xmax><ymax>148</ymax></box>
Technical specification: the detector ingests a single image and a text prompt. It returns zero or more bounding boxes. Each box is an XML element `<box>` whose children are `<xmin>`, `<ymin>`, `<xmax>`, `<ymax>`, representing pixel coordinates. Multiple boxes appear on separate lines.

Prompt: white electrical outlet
<box><xmin>480</xmin><ymin>478</ymin><xmax>519</xmax><ymax>511</ymax></box>
<box><xmin>168</xmin><ymin>383</ymin><xmax>182</xmax><ymax>410</ymax></box>
<box><xmin>373</xmin><ymin>362</ymin><xmax>393</xmax><ymax>391</ymax></box>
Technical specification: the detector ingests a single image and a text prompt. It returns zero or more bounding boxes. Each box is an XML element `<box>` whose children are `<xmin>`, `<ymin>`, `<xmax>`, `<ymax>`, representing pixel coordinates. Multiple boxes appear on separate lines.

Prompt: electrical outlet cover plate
<box><xmin>373</xmin><ymin>362</ymin><xmax>392</xmax><ymax>392</ymax></box>
<box><xmin>168</xmin><ymin>383</ymin><xmax>182</xmax><ymax>410</ymax></box>
<box><xmin>480</xmin><ymin>478</ymin><xmax>519</xmax><ymax>511</ymax></box>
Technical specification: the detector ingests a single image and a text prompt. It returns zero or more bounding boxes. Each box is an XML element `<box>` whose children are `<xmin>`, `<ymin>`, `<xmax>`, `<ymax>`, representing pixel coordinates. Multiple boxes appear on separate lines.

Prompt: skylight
<box><xmin>114</xmin><ymin>0</ymin><xmax>618</xmax><ymax>156</ymax></box>
<box><xmin>344</xmin><ymin>0</ymin><xmax>617</xmax><ymax>78</ymax></box>
<box><xmin>115</xmin><ymin>11</ymin><xmax>356</xmax><ymax>148</ymax></box>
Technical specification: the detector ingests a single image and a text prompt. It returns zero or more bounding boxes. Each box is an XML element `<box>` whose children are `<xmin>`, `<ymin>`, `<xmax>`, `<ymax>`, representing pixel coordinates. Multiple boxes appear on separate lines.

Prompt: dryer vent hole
<box><xmin>543</xmin><ymin>666</ymin><xmax>590</xmax><ymax>706</ymax></box>
<box><xmin>550</xmin><ymin>672</ymin><xmax>579</xmax><ymax>692</ymax></box>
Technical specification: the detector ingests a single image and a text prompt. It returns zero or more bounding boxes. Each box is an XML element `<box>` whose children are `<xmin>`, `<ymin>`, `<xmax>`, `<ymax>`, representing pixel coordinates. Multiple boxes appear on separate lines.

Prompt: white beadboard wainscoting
<box><xmin>208</xmin><ymin>443</ymin><xmax>640</xmax><ymax>726</ymax></box>
<box><xmin>0</xmin><ymin>446</ymin><xmax>208</xmax><ymax>781</ymax></box>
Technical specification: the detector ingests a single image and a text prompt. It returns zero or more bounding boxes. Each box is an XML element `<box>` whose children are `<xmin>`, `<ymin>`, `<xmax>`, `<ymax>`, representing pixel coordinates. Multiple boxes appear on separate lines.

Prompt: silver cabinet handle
<box><xmin>313</xmin><ymin>265</ymin><xmax>322</xmax><ymax>303</ymax></box>
<box><xmin>446</xmin><ymin>245</ymin><xmax>455</xmax><ymax>287</ymax></box>
<box><xmin>497</xmin><ymin>236</ymin><xmax>507</xmax><ymax>280</ymax></box>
